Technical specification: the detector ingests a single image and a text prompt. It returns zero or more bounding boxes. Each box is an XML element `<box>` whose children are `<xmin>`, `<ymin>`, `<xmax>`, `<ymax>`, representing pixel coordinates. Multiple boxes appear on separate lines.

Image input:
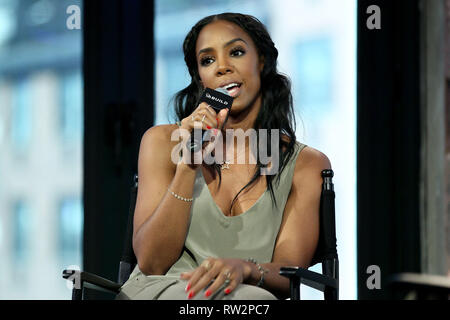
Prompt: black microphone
<box><xmin>188</xmin><ymin>87</ymin><xmax>233</xmax><ymax>153</ymax></box>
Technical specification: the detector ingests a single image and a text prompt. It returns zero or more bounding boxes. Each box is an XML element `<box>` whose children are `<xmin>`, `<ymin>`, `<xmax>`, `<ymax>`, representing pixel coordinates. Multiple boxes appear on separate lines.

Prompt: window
<box><xmin>58</xmin><ymin>197</ymin><xmax>83</xmax><ymax>267</ymax></box>
<box><xmin>60</xmin><ymin>71</ymin><xmax>83</xmax><ymax>144</ymax></box>
<box><xmin>11</xmin><ymin>77</ymin><xmax>32</xmax><ymax>153</ymax></box>
<box><xmin>293</xmin><ymin>37</ymin><xmax>333</xmax><ymax>113</ymax></box>
<box><xmin>155</xmin><ymin>52</ymin><xmax>190</xmax><ymax>124</ymax></box>
<box><xmin>0</xmin><ymin>0</ymin><xmax>83</xmax><ymax>299</ymax></box>
<box><xmin>12</xmin><ymin>200</ymin><xmax>31</xmax><ymax>265</ymax></box>
<box><xmin>10</xmin><ymin>200</ymin><xmax>32</xmax><ymax>289</ymax></box>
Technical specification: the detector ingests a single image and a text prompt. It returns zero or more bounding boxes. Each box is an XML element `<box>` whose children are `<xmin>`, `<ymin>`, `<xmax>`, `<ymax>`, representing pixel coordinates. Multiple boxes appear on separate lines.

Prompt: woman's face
<box><xmin>195</xmin><ymin>20</ymin><xmax>264</xmax><ymax>115</ymax></box>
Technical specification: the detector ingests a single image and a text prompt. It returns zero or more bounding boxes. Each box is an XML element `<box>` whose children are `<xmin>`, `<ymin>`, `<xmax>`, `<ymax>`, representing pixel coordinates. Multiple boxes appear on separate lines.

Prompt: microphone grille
<box><xmin>215</xmin><ymin>87</ymin><xmax>231</xmax><ymax>96</ymax></box>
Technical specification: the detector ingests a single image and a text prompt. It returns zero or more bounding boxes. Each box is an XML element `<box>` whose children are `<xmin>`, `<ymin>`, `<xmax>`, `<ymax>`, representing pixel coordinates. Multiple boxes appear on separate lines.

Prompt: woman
<box><xmin>117</xmin><ymin>12</ymin><xmax>331</xmax><ymax>300</ymax></box>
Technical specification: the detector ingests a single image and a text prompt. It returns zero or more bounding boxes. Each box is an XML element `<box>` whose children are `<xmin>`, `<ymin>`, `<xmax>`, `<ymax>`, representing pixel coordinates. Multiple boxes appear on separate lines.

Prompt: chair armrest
<box><xmin>279</xmin><ymin>266</ymin><xmax>338</xmax><ymax>292</ymax></box>
<box><xmin>62</xmin><ymin>269</ymin><xmax>122</xmax><ymax>295</ymax></box>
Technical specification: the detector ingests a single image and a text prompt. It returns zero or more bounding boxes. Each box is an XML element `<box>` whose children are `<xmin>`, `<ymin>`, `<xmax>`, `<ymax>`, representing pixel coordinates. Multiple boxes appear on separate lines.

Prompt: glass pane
<box><xmin>60</xmin><ymin>71</ymin><xmax>83</xmax><ymax>144</ymax></box>
<box><xmin>12</xmin><ymin>201</ymin><xmax>31</xmax><ymax>264</ymax></box>
<box><xmin>58</xmin><ymin>198</ymin><xmax>83</xmax><ymax>267</ymax></box>
<box><xmin>10</xmin><ymin>77</ymin><xmax>32</xmax><ymax>153</ymax></box>
<box><xmin>0</xmin><ymin>0</ymin><xmax>83</xmax><ymax>299</ymax></box>
<box><xmin>155</xmin><ymin>0</ymin><xmax>357</xmax><ymax>299</ymax></box>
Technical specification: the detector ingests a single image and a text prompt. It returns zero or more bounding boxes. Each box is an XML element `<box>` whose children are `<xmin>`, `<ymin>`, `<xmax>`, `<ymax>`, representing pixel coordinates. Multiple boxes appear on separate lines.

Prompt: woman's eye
<box><xmin>231</xmin><ymin>48</ymin><xmax>245</xmax><ymax>57</ymax></box>
<box><xmin>200</xmin><ymin>57</ymin><xmax>214</xmax><ymax>66</ymax></box>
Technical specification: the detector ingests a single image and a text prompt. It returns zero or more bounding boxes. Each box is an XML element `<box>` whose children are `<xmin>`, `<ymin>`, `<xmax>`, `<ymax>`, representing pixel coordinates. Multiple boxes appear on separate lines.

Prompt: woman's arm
<box><xmin>260</xmin><ymin>146</ymin><xmax>332</xmax><ymax>299</ymax></box>
<box><xmin>132</xmin><ymin>124</ymin><xmax>198</xmax><ymax>275</ymax></box>
<box><xmin>134</xmin><ymin>105</ymin><xmax>227</xmax><ymax>275</ymax></box>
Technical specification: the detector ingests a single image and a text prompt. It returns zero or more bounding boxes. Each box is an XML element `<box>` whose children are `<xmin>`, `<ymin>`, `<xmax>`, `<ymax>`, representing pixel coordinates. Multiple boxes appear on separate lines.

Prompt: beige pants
<box><xmin>116</xmin><ymin>273</ymin><xmax>277</xmax><ymax>300</ymax></box>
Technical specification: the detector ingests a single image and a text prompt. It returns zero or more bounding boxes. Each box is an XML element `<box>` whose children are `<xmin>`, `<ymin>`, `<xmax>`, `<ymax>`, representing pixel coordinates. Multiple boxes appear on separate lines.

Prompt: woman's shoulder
<box><xmin>139</xmin><ymin>124</ymin><xmax>182</xmax><ymax>161</ymax></box>
<box><xmin>142</xmin><ymin>123</ymin><xmax>179</xmax><ymax>138</ymax></box>
<box><xmin>141</xmin><ymin>124</ymin><xmax>181</xmax><ymax>147</ymax></box>
<box><xmin>293</xmin><ymin>142</ymin><xmax>332</xmax><ymax>175</ymax></box>
<box><xmin>280</xmin><ymin>135</ymin><xmax>330</xmax><ymax>169</ymax></box>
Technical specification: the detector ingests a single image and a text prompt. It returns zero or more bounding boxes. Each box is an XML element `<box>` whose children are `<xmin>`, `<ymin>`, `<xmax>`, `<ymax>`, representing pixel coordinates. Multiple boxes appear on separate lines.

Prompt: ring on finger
<box><xmin>223</xmin><ymin>269</ymin><xmax>231</xmax><ymax>280</ymax></box>
<box><xmin>201</xmin><ymin>260</ymin><xmax>211</xmax><ymax>271</ymax></box>
<box><xmin>201</xmin><ymin>115</ymin><xmax>206</xmax><ymax>122</ymax></box>
<box><xmin>191</xmin><ymin>115</ymin><xmax>195</xmax><ymax>121</ymax></box>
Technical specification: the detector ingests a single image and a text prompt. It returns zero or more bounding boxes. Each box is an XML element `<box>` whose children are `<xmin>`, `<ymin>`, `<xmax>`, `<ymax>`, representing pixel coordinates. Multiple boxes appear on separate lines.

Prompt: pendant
<box><xmin>221</xmin><ymin>161</ymin><xmax>230</xmax><ymax>170</ymax></box>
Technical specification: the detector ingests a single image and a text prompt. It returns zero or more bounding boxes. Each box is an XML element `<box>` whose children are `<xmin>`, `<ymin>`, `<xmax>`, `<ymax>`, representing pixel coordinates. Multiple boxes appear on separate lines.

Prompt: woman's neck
<box><xmin>222</xmin><ymin>94</ymin><xmax>261</xmax><ymax>132</ymax></box>
<box><xmin>220</xmin><ymin>94</ymin><xmax>262</xmax><ymax>163</ymax></box>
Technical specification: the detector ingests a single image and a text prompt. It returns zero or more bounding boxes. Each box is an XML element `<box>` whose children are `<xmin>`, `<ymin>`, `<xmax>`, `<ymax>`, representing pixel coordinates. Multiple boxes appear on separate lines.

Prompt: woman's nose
<box><xmin>216</xmin><ymin>58</ymin><xmax>233</xmax><ymax>75</ymax></box>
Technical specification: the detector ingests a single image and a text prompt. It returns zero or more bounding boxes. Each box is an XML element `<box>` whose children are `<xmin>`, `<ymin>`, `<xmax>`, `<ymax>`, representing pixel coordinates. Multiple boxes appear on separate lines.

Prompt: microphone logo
<box><xmin>205</xmin><ymin>92</ymin><xmax>229</xmax><ymax>106</ymax></box>
<box><xmin>200</xmin><ymin>88</ymin><xmax>233</xmax><ymax>112</ymax></box>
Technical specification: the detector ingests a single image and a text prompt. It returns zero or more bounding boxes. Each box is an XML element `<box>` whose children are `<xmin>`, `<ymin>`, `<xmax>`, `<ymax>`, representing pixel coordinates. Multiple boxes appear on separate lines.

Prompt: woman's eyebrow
<box><xmin>197</xmin><ymin>38</ymin><xmax>247</xmax><ymax>57</ymax></box>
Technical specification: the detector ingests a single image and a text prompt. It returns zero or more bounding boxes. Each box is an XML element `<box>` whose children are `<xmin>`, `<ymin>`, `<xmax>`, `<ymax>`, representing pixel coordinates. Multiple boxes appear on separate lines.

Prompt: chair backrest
<box><xmin>117</xmin><ymin>170</ymin><xmax>339</xmax><ymax>293</ymax></box>
<box><xmin>118</xmin><ymin>174</ymin><xmax>138</xmax><ymax>285</ymax></box>
<box><xmin>313</xmin><ymin>169</ymin><xmax>339</xmax><ymax>300</ymax></box>
<box><xmin>310</xmin><ymin>170</ymin><xmax>338</xmax><ymax>265</ymax></box>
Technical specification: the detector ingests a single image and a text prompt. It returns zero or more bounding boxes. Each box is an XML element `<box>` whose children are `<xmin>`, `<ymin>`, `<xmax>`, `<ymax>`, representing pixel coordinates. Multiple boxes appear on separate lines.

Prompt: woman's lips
<box><xmin>227</xmin><ymin>85</ymin><xmax>241</xmax><ymax>98</ymax></box>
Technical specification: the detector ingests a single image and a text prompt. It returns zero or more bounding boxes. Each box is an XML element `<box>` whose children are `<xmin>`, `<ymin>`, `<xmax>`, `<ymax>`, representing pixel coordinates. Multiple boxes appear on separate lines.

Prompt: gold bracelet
<box><xmin>168</xmin><ymin>188</ymin><xmax>193</xmax><ymax>202</ymax></box>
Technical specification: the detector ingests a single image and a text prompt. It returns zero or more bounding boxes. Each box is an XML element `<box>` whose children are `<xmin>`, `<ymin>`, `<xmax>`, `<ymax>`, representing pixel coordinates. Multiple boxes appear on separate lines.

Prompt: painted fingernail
<box><xmin>205</xmin><ymin>290</ymin><xmax>212</xmax><ymax>297</ymax></box>
<box><xmin>224</xmin><ymin>288</ymin><xmax>231</xmax><ymax>295</ymax></box>
<box><xmin>185</xmin><ymin>283</ymin><xmax>191</xmax><ymax>292</ymax></box>
<box><xmin>187</xmin><ymin>291</ymin><xmax>194</xmax><ymax>299</ymax></box>
<box><xmin>207</xmin><ymin>125</ymin><xmax>211</xmax><ymax>129</ymax></box>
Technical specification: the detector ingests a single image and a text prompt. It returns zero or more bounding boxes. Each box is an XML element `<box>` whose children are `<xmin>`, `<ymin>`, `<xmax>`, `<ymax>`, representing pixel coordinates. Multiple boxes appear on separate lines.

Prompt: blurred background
<box><xmin>0</xmin><ymin>0</ymin><xmax>448</xmax><ymax>300</ymax></box>
<box><xmin>0</xmin><ymin>0</ymin><xmax>83</xmax><ymax>299</ymax></box>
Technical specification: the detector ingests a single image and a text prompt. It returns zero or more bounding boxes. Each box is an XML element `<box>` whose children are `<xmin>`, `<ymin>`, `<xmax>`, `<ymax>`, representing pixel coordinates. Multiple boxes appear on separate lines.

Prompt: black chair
<box><xmin>279</xmin><ymin>169</ymin><xmax>339</xmax><ymax>300</ymax></box>
<box><xmin>63</xmin><ymin>170</ymin><xmax>338</xmax><ymax>300</ymax></box>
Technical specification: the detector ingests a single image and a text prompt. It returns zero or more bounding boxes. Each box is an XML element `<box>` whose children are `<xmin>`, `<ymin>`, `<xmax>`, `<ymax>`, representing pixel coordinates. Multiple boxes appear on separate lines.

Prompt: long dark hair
<box><xmin>174</xmin><ymin>13</ymin><xmax>297</xmax><ymax>213</ymax></box>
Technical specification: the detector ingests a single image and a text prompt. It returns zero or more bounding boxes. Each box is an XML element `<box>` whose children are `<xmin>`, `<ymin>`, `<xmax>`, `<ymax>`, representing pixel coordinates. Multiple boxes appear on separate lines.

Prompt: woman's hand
<box><xmin>180</xmin><ymin>257</ymin><xmax>253</xmax><ymax>299</ymax></box>
<box><xmin>176</xmin><ymin>103</ymin><xmax>229</xmax><ymax>169</ymax></box>
<box><xmin>179</xmin><ymin>102</ymin><xmax>228</xmax><ymax>133</ymax></box>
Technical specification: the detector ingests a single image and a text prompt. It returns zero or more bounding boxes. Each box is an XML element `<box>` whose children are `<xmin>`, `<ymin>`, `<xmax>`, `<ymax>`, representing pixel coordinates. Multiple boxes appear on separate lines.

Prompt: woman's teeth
<box><xmin>223</xmin><ymin>83</ymin><xmax>239</xmax><ymax>90</ymax></box>
<box><xmin>227</xmin><ymin>85</ymin><xmax>241</xmax><ymax>97</ymax></box>
<box><xmin>219</xmin><ymin>83</ymin><xmax>241</xmax><ymax>97</ymax></box>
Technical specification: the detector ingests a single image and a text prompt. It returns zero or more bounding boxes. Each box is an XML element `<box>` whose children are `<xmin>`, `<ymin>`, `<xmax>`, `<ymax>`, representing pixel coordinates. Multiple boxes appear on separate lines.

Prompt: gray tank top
<box><xmin>164</xmin><ymin>141</ymin><xmax>307</xmax><ymax>276</ymax></box>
